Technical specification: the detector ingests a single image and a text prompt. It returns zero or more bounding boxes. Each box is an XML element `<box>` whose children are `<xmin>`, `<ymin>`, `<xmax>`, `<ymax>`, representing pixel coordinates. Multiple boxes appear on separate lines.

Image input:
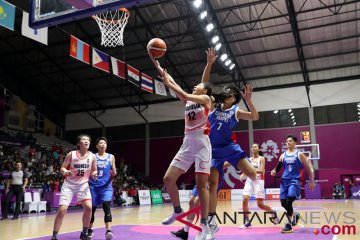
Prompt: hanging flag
<box><xmin>92</xmin><ymin>48</ymin><xmax>110</xmax><ymax>73</ymax></box>
<box><xmin>169</xmin><ymin>87</ymin><xmax>177</xmax><ymax>99</ymax></box>
<box><xmin>111</xmin><ymin>57</ymin><xmax>126</xmax><ymax>79</ymax></box>
<box><xmin>154</xmin><ymin>79</ymin><xmax>167</xmax><ymax>96</ymax></box>
<box><xmin>70</xmin><ymin>35</ymin><xmax>90</xmax><ymax>64</ymax></box>
<box><xmin>0</xmin><ymin>0</ymin><xmax>15</xmax><ymax>31</ymax></box>
<box><xmin>21</xmin><ymin>12</ymin><xmax>48</xmax><ymax>45</ymax></box>
<box><xmin>127</xmin><ymin>65</ymin><xmax>140</xmax><ymax>87</ymax></box>
<box><xmin>141</xmin><ymin>73</ymin><xmax>154</xmax><ymax>93</ymax></box>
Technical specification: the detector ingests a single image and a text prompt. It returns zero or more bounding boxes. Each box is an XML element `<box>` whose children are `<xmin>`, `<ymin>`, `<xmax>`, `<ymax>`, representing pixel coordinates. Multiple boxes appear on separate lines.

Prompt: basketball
<box><xmin>147</xmin><ymin>38</ymin><xmax>167</xmax><ymax>59</ymax></box>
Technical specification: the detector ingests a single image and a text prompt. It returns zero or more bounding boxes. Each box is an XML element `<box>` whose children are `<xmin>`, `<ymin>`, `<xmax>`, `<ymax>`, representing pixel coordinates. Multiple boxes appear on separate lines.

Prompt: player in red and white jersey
<box><xmin>240</xmin><ymin>143</ymin><xmax>279</xmax><ymax>229</ymax></box>
<box><xmin>150</xmin><ymin>54</ymin><xmax>213</xmax><ymax>240</ymax></box>
<box><xmin>51</xmin><ymin>134</ymin><xmax>97</xmax><ymax>240</ymax></box>
<box><xmin>184</xmin><ymin>100</ymin><xmax>210</xmax><ymax>135</ymax></box>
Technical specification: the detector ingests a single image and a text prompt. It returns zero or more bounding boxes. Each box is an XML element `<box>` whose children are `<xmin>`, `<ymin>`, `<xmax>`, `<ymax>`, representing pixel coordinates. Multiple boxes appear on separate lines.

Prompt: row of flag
<box><xmin>0</xmin><ymin>0</ymin><xmax>175</xmax><ymax>97</ymax></box>
<box><xmin>0</xmin><ymin>1</ymin><xmax>48</xmax><ymax>45</ymax></box>
<box><xmin>70</xmin><ymin>35</ymin><xmax>176</xmax><ymax>97</ymax></box>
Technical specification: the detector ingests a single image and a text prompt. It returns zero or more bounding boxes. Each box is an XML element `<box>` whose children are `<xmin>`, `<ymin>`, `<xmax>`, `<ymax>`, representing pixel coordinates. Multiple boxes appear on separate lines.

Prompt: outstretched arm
<box><xmin>201</xmin><ymin>48</ymin><xmax>218</xmax><ymax>83</ymax></box>
<box><xmin>149</xmin><ymin>54</ymin><xmax>188</xmax><ymax>102</ymax></box>
<box><xmin>237</xmin><ymin>84</ymin><xmax>259</xmax><ymax>121</ymax></box>
<box><xmin>161</xmin><ymin>69</ymin><xmax>211</xmax><ymax>107</ymax></box>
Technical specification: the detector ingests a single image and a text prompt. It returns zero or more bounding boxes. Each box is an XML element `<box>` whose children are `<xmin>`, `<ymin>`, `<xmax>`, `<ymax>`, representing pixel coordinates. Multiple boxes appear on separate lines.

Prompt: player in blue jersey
<box><xmin>88</xmin><ymin>137</ymin><xmax>117</xmax><ymax>240</ymax></box>
<box><xmin>201</xmin><ymin>48</ymin><xmax>258</xmax><ymax>238</ymax></box>
<box><xmin>271</xmin><ymin>135</ymin><xmax>314</xmax><ymax>233</ymax></box>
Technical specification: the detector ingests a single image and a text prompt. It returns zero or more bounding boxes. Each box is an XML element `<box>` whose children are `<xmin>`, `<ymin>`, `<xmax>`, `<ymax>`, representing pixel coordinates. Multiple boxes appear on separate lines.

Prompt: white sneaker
<box><xmin>206</xmin><ymin>224</ymin><xmax>216</xmax><ymax>240</ymax></box>
<box><xmin>209</xmin><ymin>222</ymin><xmax>219</xmax><ymax>233</ymax></box>
<box><xmin>105</xmin><ymin>230</ymin><xmax>113</xmax><ymax>240</ymax></box>
<box><xmin>162</xmin><ymin>209</ymin><xmax>183</xmax><ymax>225</ymax></box>
<box><xmin>195</xmin><ymin>224</ymin><xmax>210</xmax><ymax>240</ymax></box>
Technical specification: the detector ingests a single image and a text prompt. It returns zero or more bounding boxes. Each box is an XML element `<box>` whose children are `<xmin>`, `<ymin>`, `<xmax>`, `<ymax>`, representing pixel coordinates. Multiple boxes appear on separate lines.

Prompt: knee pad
<box><xmin>103</xmin><ymin>201</ymin><xmax>112</xmax><ymax>223</ymax></box>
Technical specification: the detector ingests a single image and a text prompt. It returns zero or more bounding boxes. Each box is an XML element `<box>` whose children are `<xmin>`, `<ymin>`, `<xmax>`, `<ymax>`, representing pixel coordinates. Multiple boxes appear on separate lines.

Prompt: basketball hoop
<box><xmin>93</xmin><ymin>8</ymin><xmax>130</xmax><ymax>47</ymax></box>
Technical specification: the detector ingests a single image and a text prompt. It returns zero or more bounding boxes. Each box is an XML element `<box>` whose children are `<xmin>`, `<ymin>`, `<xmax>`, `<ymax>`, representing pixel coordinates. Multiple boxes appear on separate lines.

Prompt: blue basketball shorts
<box><xmin>280</xmin><ymin>179</ymin><xmax>301</xmax><ymax>200</ymax></box>
<box><xmin>211</xmin><ymin>143</ymin><xmax>247</xmax><ymax>171</ymax></box>
<box><xmin>90</xmin><ymin>184</ymin><xmax>113</xmax><ymax>206</ymax></box>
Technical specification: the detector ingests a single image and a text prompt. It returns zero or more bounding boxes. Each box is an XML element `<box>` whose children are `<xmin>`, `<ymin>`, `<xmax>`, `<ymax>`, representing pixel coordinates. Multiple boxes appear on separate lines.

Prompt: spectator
<box><xmin>332</xmin><ymin>183</ymin><xmax>340</xmax><ymax>199</ymax></box>
<box><xmin>338</xmin><ymin>183</ymin><xmax>345</xmax><ymax>199</ymax></box>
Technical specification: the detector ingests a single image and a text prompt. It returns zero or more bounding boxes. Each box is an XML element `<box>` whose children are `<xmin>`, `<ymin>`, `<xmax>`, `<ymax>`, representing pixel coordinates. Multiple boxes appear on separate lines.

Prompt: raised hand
<box><xmin>240</xmin><ymin>84</ymin><xmax>254</xmax><ymax>102</ymax></box>
<box><xmin>206</xmin><ymin>48</ymin><xmax>218</xmax><ymax>65</ymax></box>
<box><xmin>149</xmin><ymin>52</ymin><xmax>164</xmax><ymax>75</ymax></box>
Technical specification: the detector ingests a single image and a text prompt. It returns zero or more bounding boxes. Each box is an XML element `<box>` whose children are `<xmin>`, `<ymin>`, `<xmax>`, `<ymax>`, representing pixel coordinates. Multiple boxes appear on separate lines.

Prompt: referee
<box><xmin>1</xmin><ymin>161</ymin><xmax>28</xmax><ymax>220</ymax></box>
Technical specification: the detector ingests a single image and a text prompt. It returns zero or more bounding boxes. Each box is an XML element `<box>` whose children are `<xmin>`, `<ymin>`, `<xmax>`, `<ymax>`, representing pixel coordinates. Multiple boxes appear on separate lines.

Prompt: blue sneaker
<box><xmin>281</xmin><ymin>223</ymin><xmax>293</xmax><ymax>233</ymax></box>
<box><xmin>239</xmin><ymin>219</ymin><xmax>251</xmax><ymax>229</ymax></box>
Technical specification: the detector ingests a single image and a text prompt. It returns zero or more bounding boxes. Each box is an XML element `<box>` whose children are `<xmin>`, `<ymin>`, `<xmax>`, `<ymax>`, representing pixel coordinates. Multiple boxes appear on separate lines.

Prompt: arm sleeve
<box><xmin>274</xmin><ymin>161</ymin><xmax>283</xmax><ymax>173</ymax></box>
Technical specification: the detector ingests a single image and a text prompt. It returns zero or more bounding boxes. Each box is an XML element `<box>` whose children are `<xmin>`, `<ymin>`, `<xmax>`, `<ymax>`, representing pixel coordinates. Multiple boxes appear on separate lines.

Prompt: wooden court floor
<box><xmin>1</xmin><ymin>199</ymin><xmax>359</xmax><ymax>240</ymax></box>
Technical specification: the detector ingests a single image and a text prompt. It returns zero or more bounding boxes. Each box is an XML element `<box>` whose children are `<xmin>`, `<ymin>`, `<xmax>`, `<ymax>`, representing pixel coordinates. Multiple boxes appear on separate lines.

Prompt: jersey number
<box><xmin>98</xmin><ymin>170</ymin><xmax>103</xmax><ymax>177</ymax></box>
<box><xmin>77</xmin><ymin>169</ymin><xmax>84</xmax><ymax>176</ymax></box>
<box><xmin>217</xmin><ymin>122</ymin><xmax>223</xmax><ymax>130</ymax></box>
<box><xmin>187</xmin><ymin>111</ymin><xmax>196</xmax><ymax>121</ymax></box>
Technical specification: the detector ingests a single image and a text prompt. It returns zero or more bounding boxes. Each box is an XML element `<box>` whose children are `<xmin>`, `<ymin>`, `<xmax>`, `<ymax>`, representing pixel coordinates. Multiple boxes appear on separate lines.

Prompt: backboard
<box><xmin>296</xmin><ymin>144</ymin><xmax>320</xmax><ymax>160</ymax></box>
<box><xmin>29</xmin><ymin>0</ymin><xmax>154</xmax><ymax>29</ymax></box>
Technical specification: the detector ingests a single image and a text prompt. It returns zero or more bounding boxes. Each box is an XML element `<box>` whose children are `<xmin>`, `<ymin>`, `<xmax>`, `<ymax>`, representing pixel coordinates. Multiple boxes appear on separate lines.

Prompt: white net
<box><xmin>296</xmin><ymin>144</ymin><xmax>320</xmax><ymax>160</ymax></box>
<box><xmin>93</xmin><ymin>8</ymin><xmax>130</xmax><ymax>47</ymax></box>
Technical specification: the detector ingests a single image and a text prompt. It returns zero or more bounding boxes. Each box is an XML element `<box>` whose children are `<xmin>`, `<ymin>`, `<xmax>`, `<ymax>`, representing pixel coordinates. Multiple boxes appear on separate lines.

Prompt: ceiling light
<box><xmin>214</xmin><ymin>43</ymin><xmax>221</xmax><ymax>51</ymax></box>
<box><xmin>229</xmin><ymin>63</ymin><xmax>235</xmax><ymax>70</ymax></box>
<box><xmin>200</xmin><ymin>11</ymin><xmax>207</xmax><ymax>19</ymax></box>
<box><xmin>291</xmin><ymin>116</ymin><xmax>295</xmax><ymax>119</ymax></box>
<box><xmin>274</xmin><ymin>110</ymin><xmax>279</xmax><ymax>114</ymax></box>
<box><xmin>205</xmin><ymin>23</ymin><xmax>214</xmax><ymax>32</ymax></box>
<box><xmin>225</xmin><ymin>59</ymin><xmax>231</xmax><ymax>66</ymax></box>
<box><xmin>290</xmin><ymin>112</ymin><xmax>294</xmax><ymax>116</ymax></box>
<box><xmin>293</xmin><ymin>122</ymin><xmax>296</xmax><ymax>125</ymax></box>
<box><xmin>193</xmin><ymin>0</ymin><xmax>202</xmax><ymax>8</ymax></box>
<box><xmin>211</xmin><ymin>36</ymin><xmax>219</xmax><ymax>44</ymax></box>
<box><xmin>220</xmin><ymin>53</ymin><xmax>228</xmax><ymax>61</ymax></box>
<box><xmin>288</xmin><ymin>109</ymin><xmax>292</xmax><ymax>113</ymax></box>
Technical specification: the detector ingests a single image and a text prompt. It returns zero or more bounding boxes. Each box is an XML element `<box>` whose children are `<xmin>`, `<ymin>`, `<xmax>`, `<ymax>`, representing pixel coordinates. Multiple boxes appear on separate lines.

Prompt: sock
<box><xmin>174</xmin><ymin>206</ymin><xmax>182</xmax><ymax>214</ymax></box>
<box><xmin>52</xmin><ymin>231</ymin><xmax>58</xmax><ymax>237</ymax></box>
<box><xmin>82</xmin><ymin>227</ymin><xmax>88</xmax><ymax>234</ymax></box>
<box><xmin>200</xmin><ymin>218</ymin><xmax>207</xmax><ymax>226</ymax></box>
<box><xmin>184</xmin><ymin>219</ymin><xmax>192</xmax><ymax>232</ymax></box>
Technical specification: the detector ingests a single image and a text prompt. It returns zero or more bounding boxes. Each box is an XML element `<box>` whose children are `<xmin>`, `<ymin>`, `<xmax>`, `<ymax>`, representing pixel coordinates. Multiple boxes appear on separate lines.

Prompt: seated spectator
<box><xmin>338</xmin><ymin>183</ymin><xmax>346</xmax><ymax>199</ymax></box>
<box><xmin>332</xmin><ymin>183</ymin><xmax>341</xmax><ymax>199</ymax></box>
<box><xmin>332</xmin><ymin>182</ymin><xmax>346</xmax><ymax>199</ymax></box>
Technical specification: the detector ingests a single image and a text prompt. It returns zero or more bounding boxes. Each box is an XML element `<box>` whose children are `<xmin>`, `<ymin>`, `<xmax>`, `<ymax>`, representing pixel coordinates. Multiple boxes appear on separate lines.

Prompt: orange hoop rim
<box><xmin>92</xmin><ymin>8</ymin><xmax>130</xmax><ymax>23</ymax></box>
